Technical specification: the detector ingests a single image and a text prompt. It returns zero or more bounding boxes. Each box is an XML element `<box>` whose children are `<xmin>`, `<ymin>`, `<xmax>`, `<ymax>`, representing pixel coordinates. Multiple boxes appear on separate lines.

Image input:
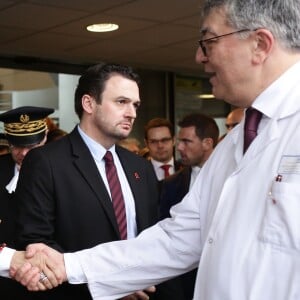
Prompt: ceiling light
<box><xmin>198</xmin><ymin>94</ymin><xmax>215</xmax><ymax>99</ymax></box>
<box><xmin>86</xmin><ymin>23</ymin><xmax>119</xmax><ymax>33</ymax></box>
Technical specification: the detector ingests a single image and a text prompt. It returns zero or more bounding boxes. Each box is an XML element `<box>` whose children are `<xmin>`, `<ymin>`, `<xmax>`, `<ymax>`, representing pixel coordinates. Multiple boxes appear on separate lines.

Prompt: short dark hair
<box><xmin>74</xmin><ymin>63</ymin><xmax>140</xmax><ymax>119</ymax></box>
<box><xmin>178</xmin><ymin>113</ymin><xmax>219</xmax><ymax>147</ymax></box>
<box><xmin>144</xmin><ymin>118</ymin><xmax>174</xmax><ymax>140</ymax></box>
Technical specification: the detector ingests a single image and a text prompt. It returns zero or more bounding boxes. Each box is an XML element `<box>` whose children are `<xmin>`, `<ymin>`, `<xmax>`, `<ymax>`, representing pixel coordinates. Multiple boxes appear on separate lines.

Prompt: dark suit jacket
<box><xmin>0</xmin><ymin>154</ymin><xmax>16</xmax><ymax>246</ymax></box>
<box><xmin>159</xmin><ymin>166</ymin><xmax>197</xmax><ymax>300</ymax></box>
<box><xmin>159</xmin><ymin>166</ymin><xmax>191</xmax><ymax>219</ymax></box>
<box><xmin>15</xmin><ymin>128</ymin><xmax>184</xmax><ymax>300</ymax></box>
<box><xmin>0</xmin><ymin>154</ymin><xmax>33</xmax><ymax>299</ymax></box>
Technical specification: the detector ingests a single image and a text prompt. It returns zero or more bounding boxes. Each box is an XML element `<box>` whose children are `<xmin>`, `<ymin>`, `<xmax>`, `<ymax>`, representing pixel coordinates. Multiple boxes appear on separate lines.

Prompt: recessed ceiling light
<box><xmin>198</xmin><ymin>94</ymin><xmax>215</xmax><ymax>99</ymax></box>
<box><xmin>86</xmin><ymin>23</ymin><xmax>119</xmax><ymax>32</ymax></box>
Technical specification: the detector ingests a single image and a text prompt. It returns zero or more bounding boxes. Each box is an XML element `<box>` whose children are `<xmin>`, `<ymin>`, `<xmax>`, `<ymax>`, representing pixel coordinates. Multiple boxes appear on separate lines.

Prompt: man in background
<box><xmin>0</xmin><ymin>106</ymin><xmax>54</xmax><ymax>299</ymax></box>
<box><xmin>225</xmin><ymin>108</ymin><xmax>244</xmax><ymax>132</ymax></box>
<box><xmin>219</xmin><ymin>107</ymin><xmax>244</xmax><ymax>141</ymax></box>
<box><xmin>160</xmin><ymin>113</ymin><xmax>219</xmax><ymax>219</ymax></box>
<box><xmin>144</xmin><ymin>118</ymin><xmax>182</xmax><ymax>180</ymax></box>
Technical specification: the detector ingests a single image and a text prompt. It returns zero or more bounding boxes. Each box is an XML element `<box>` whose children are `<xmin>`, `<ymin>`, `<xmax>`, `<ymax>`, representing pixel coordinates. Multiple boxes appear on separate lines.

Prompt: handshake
<box><xmin>8</xmin><ymin>243</ymin><xmax>156</xmax><ymax>299</ymax></box>
<box><xmin>10</xmin><ymin>243</ymin><xmax>67</xmax><ymax>291</ymax></box>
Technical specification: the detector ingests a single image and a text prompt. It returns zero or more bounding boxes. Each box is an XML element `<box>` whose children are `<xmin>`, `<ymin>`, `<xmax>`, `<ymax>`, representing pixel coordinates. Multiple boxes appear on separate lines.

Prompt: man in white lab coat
<box><xmin>9</xmin><ymin>0</ymin><xmax>300</xmax><ymax>299</ymax></box>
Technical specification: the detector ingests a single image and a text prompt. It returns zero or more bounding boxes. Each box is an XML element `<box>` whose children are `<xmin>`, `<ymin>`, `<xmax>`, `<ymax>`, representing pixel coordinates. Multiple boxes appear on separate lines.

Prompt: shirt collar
<box><xmin>151</xmin><ymin>157</ymin><xmax>174</xmax><ymax>168</ymax></box>
<box><xmin>252</xmin><ymin>60</ymin><xmax>300</xmax><ymax>119</ymax></box>
<box><xmin>77</xmin><ymin>125</ymin><xmax>116</xmax><ymax>162</ymax></box>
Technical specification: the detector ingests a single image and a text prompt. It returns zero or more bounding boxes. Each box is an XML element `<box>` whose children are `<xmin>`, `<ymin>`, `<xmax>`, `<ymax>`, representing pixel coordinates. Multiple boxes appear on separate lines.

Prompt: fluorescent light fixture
<box><xmin>87</xmin><ymin>23</ymin><xmax>119</xmax><ymax>32</ymax></box>
<box><xmin>198</xmin><ymin>94</ymin><xmax>215</xmax><ymax>99</ymax></box>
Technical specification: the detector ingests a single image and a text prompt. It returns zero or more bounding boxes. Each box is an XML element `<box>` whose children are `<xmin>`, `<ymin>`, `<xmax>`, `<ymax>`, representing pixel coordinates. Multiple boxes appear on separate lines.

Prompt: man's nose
<box><xmin>195</xmin><ymin>47</ymin><xmax>208</xmax><ymax>64</ymax></box>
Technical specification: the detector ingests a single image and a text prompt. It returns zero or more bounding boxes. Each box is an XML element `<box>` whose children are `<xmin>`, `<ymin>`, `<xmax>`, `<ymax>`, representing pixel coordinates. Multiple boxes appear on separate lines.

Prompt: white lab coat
<box><xmin>65</xmin><ymin>62</ymin><xmax>300</xmax><ymax>300</ymax></box>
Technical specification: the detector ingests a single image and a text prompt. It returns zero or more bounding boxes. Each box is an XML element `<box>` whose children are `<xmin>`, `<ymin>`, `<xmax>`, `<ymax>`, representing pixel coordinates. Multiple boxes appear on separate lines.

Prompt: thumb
<box><xmin>25</xmin><ymin>243</ymin><xmax>45</xmax><ymax>258</ymax></box>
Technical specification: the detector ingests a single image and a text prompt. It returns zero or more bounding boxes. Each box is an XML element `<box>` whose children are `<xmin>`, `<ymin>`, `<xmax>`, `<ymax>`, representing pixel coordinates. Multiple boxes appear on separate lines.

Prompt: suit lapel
<box><xmin>68</xmin><ymin>129</ymin><xmax>120</xmax><ymax>237</ymax></box>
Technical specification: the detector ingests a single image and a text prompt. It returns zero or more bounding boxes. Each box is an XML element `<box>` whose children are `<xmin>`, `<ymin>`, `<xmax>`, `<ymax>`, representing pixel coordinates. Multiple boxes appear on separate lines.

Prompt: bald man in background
<box><xmin>225</xmin><ymin>108</ymin><xmax>244</xmax><ymax>132</ymax></box>
<box><xmin>219</xmin><ymin>108</ymin><xmax>244</xmax><ymax>142</ymax></box>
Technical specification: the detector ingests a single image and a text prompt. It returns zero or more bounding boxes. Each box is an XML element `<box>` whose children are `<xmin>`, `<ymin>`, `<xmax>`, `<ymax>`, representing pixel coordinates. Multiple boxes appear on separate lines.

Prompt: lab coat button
<box><xmin>208</xmin><ymin>238</ymin><xmax>213</xmax><ymax>244</ymax></box>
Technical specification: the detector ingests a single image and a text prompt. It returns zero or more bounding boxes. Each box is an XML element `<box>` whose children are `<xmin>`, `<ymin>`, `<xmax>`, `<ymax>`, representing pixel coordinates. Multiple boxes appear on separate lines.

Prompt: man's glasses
<box><xmin>147</xmin><ymin>137</ymin><xmax>173</xmax><ymax>146</ymax></box>
<box><xmin>198</xmin><ymin>29</ymin><xmax>252</xmax><ymax>56</ymax></box>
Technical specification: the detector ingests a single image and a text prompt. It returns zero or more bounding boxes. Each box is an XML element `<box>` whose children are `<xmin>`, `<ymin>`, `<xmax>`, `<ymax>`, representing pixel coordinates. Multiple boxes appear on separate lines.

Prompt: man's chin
<box><xmin>117</xmin><ymin>132</ymin><xmax>130</xmax><ymax>140</ymax></box>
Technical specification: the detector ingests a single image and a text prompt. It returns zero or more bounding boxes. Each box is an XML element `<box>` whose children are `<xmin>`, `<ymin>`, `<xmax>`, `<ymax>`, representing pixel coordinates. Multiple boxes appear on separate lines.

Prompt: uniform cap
<box><xmin>0</xmin><ymin>106</ymin><xmax>54</xmax><ymax>146</ymax></box>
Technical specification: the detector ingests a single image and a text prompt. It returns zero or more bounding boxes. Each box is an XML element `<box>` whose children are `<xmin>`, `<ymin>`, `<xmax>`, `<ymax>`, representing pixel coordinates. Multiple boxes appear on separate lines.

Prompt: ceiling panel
<box><xmin>0</xmin><ymin>0</ymin><xmax>205</xmax><ymax>76</ymax></box>
<box><xmin>0</xmin><ymin>3</ymin><xmax>88</xmax><ymax>29</ymax></box>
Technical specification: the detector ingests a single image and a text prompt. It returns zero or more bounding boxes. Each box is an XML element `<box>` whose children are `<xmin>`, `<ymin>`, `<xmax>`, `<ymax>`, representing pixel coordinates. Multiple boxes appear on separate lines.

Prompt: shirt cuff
<box><xmin>0</xmin><ymin>247</ymin><xmax>16</xmax><ymax>278</ymax></box>
<box><xmin>64</xmin><ymin>253</ymin><xmax>87</xmax><ymax>284</ymax></box>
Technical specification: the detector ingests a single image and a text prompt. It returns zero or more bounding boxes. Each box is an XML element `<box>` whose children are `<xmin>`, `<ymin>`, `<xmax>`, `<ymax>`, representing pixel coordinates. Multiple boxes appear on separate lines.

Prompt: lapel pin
<box><xmin>134</xmin><ymin>172</ymin><xmax>140</xmax><ymax>179</ymax></box>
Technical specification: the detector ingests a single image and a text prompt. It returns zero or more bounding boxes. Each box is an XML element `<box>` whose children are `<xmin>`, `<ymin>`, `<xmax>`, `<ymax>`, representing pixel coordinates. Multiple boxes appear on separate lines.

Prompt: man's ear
<box><xmin>202</xmin><ymin>137</ymin><xmax>214</xmax><ymax>151</ymax></box>
<box><xmin>82</xmin><ymin>94</ymin><xmax>94</xmax><ymax>113</ymax></box>
<box><xmin>252</xmin><ymin>29</ymin><xmax>274</xmax><ymax>64</ymax></box>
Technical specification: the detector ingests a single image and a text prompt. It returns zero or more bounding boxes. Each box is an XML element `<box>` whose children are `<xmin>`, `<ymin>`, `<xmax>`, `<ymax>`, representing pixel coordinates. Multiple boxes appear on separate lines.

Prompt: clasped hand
<box><xmin>9</xmin><ymin>243</ymin><xmax>66</xmax><ymax>291</ymax></box>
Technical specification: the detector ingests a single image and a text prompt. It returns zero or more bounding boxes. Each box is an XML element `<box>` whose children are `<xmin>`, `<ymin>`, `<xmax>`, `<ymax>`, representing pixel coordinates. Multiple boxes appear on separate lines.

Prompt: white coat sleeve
<box><xmin>0</xmin><ymin>247</ymin><xmax>15</xmax><ymax>277</ymax></box>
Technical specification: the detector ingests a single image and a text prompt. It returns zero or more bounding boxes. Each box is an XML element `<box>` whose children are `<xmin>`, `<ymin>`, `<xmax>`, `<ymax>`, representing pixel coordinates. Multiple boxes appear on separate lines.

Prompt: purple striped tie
<box><xmin>243</xmin><ymin>107</ymin><xmax>262</xmax><ymax>153</ymax></box>
<box><xmin>104</xmin><ymin>151</ymin><xmax>127</xmax><ymax>239</ymax></box>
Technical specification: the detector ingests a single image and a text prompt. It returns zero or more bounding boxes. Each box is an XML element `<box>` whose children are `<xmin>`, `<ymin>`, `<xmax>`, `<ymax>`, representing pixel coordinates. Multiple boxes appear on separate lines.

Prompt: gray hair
<box><xmin>202</xmin><ymin>0</ymin><xmax>300</xmax><ymax>50</ymax></box>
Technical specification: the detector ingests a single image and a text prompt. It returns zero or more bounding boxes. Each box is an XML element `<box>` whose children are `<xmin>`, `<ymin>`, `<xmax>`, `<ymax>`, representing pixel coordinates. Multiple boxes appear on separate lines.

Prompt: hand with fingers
<box><xmin>9</xmin><ymin>243</ymin><xmax>67</xmax><ymax>291</ymax></box>
<box><xmin>121</xmin><ymin>286</ymin><xmax>156</xmax><ymax>300</ymax></box>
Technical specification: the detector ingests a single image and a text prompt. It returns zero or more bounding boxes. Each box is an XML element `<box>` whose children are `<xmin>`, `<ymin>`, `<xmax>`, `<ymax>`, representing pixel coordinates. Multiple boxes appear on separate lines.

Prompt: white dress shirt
<box><xmin>5</xmin><ymin>164</ymin><xmax>19</xmax><ymax>194</ymax></box>
<box><xmin>189</xmin><ymin>166</ymin><xmax>201</xmax><ymax>190</ymax></box>
<box><xmin>150</xmin><ymin>158</ymin><xmax>176</xmax><ymax>180</ymax></box>
<box><xmin>0</xmin><ymin>247</ymin><xmax>15</xmax><ymax>278</ymax></box>
<box><xmin>64</xmin><ymin>62</ymin><xmax>300</xmax><ymax>300</ymax></box>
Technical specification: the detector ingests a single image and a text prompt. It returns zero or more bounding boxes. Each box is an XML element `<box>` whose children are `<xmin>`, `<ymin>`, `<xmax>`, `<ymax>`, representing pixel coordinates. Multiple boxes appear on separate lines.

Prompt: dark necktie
<box><xmin>243</xmin><ymin>107</ymin><xmax>262</xmax><ymax>153</ymax></box>
<box><xmin>104</xmin><ymin>151</ymin><xmax>127</xmax><ymax>239</ymax></box>
<box><xmin>161</xmin><ymin>164</ymin><xmax>171</xmax><ymax>178</ymax></box>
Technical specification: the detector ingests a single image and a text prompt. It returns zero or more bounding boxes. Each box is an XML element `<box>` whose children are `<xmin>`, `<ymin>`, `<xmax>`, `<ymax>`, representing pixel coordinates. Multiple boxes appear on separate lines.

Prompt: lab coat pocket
<box><xmin>259</xmin><ymin>181</ymin><xmax>300</xmax><ymax>251</ymax></box>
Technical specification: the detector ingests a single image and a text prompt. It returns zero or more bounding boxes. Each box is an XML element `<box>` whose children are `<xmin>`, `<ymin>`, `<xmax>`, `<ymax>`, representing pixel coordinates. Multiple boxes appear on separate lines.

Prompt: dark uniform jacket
<box><xmin>0</xmin><ymin>154</ymin><xmax>32</xmax><ymax>299</ymax></box>
<box><xmin>0</xmin><ymin>154</ymin><xmax>16</xmax><ymax>246</ymax></box>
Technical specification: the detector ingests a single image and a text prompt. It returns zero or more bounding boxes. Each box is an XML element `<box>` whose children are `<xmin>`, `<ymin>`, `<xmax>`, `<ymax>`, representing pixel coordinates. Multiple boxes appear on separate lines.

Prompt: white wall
<box><xmin>58</xmin><ymin>74</ymin><xmax>80</xmax><ymax>132</ymax></box>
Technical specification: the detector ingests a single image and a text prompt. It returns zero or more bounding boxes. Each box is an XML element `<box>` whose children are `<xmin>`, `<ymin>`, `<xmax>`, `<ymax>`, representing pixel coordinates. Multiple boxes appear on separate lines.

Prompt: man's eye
<box><xmin>206</xmin><ymin>38</ymin><xmax>217</xmax><ymax>44</ymax></box>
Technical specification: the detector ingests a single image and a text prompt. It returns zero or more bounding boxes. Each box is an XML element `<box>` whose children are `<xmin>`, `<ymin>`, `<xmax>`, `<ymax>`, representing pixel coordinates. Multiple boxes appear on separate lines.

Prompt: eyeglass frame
<box><xmin>198</xmin><ymin>29</ymin><xmax>254</xmax><ymax>56</ymax></box>
<box><xmin>147</xmin><ymin>137</ymin><xmax>173</xmax><ymax>146</ymax></box>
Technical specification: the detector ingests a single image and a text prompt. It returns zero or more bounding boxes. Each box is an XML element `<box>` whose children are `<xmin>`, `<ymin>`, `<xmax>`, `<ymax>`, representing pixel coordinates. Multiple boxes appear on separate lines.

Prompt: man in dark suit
<box><xmin>15</xmin><ymin>63</ymin><xmax>184</xmax><ymax>300</ymax></box>
<box><xmin>144</xmin><ymin>118</ymin><xmax>182</xmax><ymax>180</ymax></box>
<box><xmin>0</xmin><ymin>106</ymin><xmax>54</xmax><ymax>299</ymax></box>
<box><xmin>159</xmin><ymin>113</ymin><xmax>219</xmax><ymax>299</ymax></box>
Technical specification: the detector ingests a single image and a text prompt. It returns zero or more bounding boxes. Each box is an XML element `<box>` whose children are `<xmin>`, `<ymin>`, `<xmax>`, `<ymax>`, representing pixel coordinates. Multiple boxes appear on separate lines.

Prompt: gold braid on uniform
<box><xmin>5</xmin><ymin>119</ymin><xmax>46</xmax><ymax>136</ymax></box>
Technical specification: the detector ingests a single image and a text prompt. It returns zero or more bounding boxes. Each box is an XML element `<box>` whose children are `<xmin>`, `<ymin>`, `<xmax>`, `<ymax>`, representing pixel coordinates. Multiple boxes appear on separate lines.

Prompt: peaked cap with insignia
<box><xmin>0</xmin><ymin>106</ymin><xmax>54</xmax><ymax>146</ymax></box>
